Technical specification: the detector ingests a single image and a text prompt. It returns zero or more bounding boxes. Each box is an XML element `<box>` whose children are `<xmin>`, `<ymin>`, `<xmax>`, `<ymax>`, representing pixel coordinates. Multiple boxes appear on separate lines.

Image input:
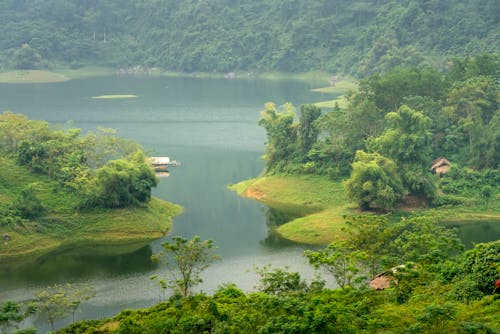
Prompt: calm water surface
<box><xmin>0</xmin><ymin>76</ymin><xmax>329</xmax><ymax>331</ymax></box>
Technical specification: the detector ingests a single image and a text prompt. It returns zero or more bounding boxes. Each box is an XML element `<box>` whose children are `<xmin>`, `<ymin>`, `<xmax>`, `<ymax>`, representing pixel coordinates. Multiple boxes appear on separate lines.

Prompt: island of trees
<box><xmin>0</xmin><ymin>113</ymin><xmax>182</xmax><ymax>263</ymax></box>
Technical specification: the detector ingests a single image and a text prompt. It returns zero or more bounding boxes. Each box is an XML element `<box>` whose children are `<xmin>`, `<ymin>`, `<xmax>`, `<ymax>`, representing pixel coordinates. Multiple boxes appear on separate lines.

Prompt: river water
<box><xmin>0</xmin><ymin>75</ymin><xmax>329</xmax><ymax>331</ymax></box>
<box><xmin>0</xmin><ymin>76</ymin><xmax>498</xmax><ymax>332</ymax></box>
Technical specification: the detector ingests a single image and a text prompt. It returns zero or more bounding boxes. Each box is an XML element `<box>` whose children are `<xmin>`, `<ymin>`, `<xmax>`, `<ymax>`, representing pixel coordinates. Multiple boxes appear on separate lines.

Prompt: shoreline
<box><xmin>0</xmin><ymin>67</ymin><xmax>342</xmax><ymax>85</ymax></box>
<box><xmin>232</xmin><ymin>175</ymin><xmax>500</xmax><ymax>245</ymax></box>
<box><xmin>0</xmin><ymin>197</ymin><xmax>183</xmax><ymax>265</ymax></box>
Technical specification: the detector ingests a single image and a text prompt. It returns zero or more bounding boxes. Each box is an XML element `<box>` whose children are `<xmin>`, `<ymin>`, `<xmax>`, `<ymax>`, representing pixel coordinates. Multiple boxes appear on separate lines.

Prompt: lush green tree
<box><xmin>369</xmin><ymin>104</ymin><xmax>436</xmax><ymax>198</ymax></box>
<box><xmin>443</xmin><ymin>76</ymin><xmax>499</xmax><ymax>167</ymax></box>
<box><xmin>255</xmin><ymin>267</ymin><xmax>309</xmax><ymax>295</ymax></box>
<box><xmin>344</xmin><ymin>151</ymin><xmax>404</xmax><ymax>211</ymax></box>
<box><xmin>297</xmin><ymin>104</ymin><xmax>321</xmax><ymax>156</ymax></box>
<box><xmin>11</xmin><ymin>184</ymin><xmax>45</xmax><ymax>219</ymax></box>
<box><xmin>92</xmin><ymin>156</ymin><xmax>157</xmax><ymax>208</ymax></box>
<box><xmin>408</xmin><ymin>303</ymin><xmax>457</xmax><ymax>334</ymax></box>
<box><xmin>343</xmin><ymin>94</ymin><xmax>386</xmax><ymax>151</ymax></box>
<box><xmin>394</xmin><ymin>217</ymin><xmax>464</xmax><ymax>266</ymax></box>
<box><xmin>0</xmin><ymin>112</ymin><xmax>50</xmax><ymax>153</ymax></box>
<box><xmin>93</xmin><ymin>160</ymin><xmax>134</xmax><ymax>208</ymax></box>
<box><xmin>0</xmin><ymin>301</ymin><xmax>35</xmax><ymax>334</ymax></box>
<box><xmin>35</xmin><ymin>283</ymin><xmax>95</xmax><ymax>331</ymax></box>
<box><xmin>365</xmin><ymin>67</ymin><xmax>445</xmax><ymax>112</ymax></box>
<box><xmin>369</xmin><ymin>105</ymin><xmax>432</xmax><ymax>166</ymax></box>
<box><xmin>342</xmin><ymin>215</ymin><xmax>400</xmax><ymax>277</ymax></box>
<box><xmin>445</xmin><ymin>54</ymin><xmax>500</xmax><ymax>84</ymax></box>
<box><xmin>452</xmin><ymin>241</ymin><xmax>500</xmax><ymax>301</ymax></box>
<box><xmin>258</xmin><ymin>103</ymin><xmax>297</xmax><ymax>173</ymax></box>
<box><xmin>152</xmin><ymin>236</ymin><xmax>220</xmax><ymax>298</ymax></box>
<box><xmin>305</xmin><ymin>240</ymin><xmax>365</xmax><ymax>288</ymax></box>
<box><xmin>16</xmin><ymin>140</ymin><xmax>47</xmax><ymax>173</ymax></box>
<box><xmin>483</xmin><ymin>111</ymin><xmax>500</xmax><ymax>169</ymax></box>
<box><xmin>11</xmin><ymin>44</ymin><xmax>42</xmax><ymax>69</ymax></box>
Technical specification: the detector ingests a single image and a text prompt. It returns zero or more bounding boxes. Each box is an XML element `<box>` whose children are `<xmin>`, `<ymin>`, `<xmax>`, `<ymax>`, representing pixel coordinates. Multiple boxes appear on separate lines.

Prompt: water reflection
<box><xmin>0</xmin><ymin>245</ymin><xmax>156</xmax><ymax>286</ymax></box>
<box><xmin>446</xmin><ymin>221</ymin><xmax>500</xmax><ymax>248</ymax></box>
<box><xmin>261</xmin><ymin>207</ymin><xmax>302</xmax><ymax>247</ymax></box>
<box><xmin>265</xmin><ymin>207</ymin><xmax>302</xmax><ymax>227</ymax></box>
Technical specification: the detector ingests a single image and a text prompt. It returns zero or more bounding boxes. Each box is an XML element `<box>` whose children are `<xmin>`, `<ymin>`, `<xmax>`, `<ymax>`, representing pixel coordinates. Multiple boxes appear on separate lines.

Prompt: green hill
<box><xmin>0</xmin><ymin>155</ymin><xmax>182</xmax><ymax>264</ymax></box>
<box><xmin>0</xmin><ymin>115</ymin><xmax>182</xmax><ymax>264</ymax></box>
<box><xmin>0</xmin><ymin>0</ymin><xmax>498</xmax><ymax>75</ymax></box>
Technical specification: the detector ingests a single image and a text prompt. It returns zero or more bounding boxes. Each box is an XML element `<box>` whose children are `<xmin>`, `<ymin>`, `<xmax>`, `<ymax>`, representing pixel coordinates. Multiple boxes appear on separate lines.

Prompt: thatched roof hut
<box><xmin>430</xmin><ymin>157</ymin><xmax>451</xmax><ymax>176</ymax></box>
<box><xmin>369</xmin><ymin>272</ymin><xmax>394</xmax><ymax>290</ymax></box>
<box><xmin>369</xmin><ymin>265</ymin><xmax>407</xmax><ymax>290</ymax></box>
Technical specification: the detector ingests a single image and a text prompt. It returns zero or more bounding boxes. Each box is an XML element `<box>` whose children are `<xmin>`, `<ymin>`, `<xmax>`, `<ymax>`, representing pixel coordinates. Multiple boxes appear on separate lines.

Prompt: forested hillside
<box><xmin>0</xmin><ymin>0</ymin><xmax>498</xmax><ymax>75</ymax></box>
<box><xmin>258</xmin><ymin>54</ymin><xmax>499</xmax><ymax>211</ymax></box>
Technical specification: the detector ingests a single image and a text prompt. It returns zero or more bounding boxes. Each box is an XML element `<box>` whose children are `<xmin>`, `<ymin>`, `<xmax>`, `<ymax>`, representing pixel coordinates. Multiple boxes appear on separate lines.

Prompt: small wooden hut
<box><xmin>369</xmin><ymin>272</ymin><xmax>394</xmax><ymax>290</ymax></box>
<box><xmin>369</xmin><ymin>265</ymin><xmax>407</xmax><ymax>290</ymax></box>
<box><xmin>430</xmin><ymin>157</ymin><xmax>451</xmax><ymax>176</ymax></box>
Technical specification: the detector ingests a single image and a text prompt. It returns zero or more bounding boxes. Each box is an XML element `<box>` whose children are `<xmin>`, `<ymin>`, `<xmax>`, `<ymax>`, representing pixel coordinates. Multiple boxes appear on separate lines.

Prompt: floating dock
<box><xmin>149</xmin><ymin>157</ymin><xmax>180</xmax><ymax>173</ymax></box>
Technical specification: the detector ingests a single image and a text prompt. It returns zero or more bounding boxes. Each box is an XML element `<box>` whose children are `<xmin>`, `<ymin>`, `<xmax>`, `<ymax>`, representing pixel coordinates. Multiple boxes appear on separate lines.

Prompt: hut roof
<box><xmin>430</xmin><ymin>157</ymin><xmax>450</xmax><ymax>170</ymax></box>
<box><xmin>369</xmin><ymin>273</ymin><xmax>393</xmax><ymax>290</ymax></box>
<box><xmin>369</xmin><ymin>265</ymin><xmax>406</xmax><ymax>290</ymax></box>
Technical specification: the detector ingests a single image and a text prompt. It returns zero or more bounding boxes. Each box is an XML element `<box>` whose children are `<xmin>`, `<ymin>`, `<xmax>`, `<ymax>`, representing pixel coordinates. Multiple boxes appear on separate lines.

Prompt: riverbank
<box><xmin>0</xmin><ymin>197</ymin><xmax>182</xmax><ymax>265</ymax></box>
<box><xmin>231</xmin><ymin>175</ymin><xmax>353</xmax><ymax>244</ymax></box>
<box><xmin>0</xmin><ymin>67</ymin><xmax>116</xmax><ymax>83</ymax></box>
<box><xmin>232</xmin><ymin>175</ymin><xmax>500</xmax><ymax>245</ymax></box>
<box><xmin>0</xmin><ymin>155</ymin><xmax>183</xmax><ymax>264</ymax></box>
<box><xmin>0</xmin><ymin>67</ymin><xmax>347</xmax><ymax>86</ymax></box>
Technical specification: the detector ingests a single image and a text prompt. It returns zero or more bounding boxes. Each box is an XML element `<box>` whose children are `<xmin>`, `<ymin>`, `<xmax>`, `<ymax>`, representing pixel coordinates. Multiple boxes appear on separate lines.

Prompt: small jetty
<box><xmin>149</xmin><ymin>157</ymin><xmax>180</xmax><ymax>175</ymax></box>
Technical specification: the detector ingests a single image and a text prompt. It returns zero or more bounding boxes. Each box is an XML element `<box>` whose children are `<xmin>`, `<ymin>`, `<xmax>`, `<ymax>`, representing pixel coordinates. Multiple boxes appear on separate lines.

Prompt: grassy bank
<box><xmin>311</xmin><ymin>79</ymin><xmax>357</xmax><ymax>109</ymax></box>
<box><xmin>0</xmin><ymin>70</ymin><xmax>69</xmax><ymax>83</ymax></box>
<box><xmin>0</xmin><ymin>67</ymin><xmax>115</xmax><ymax>84</ymax></box>
<box><xmin>0</xmin><ymin>156</ymin><xmax>182</xmax><ymax>263</ymax></box>
<box><xmin>231</xmin><ymin>175</ymin><xmax>353</xmax><ymax>244</ymax></box>
<box><xmin>232</xmin><ymin>175</ymin><xmax>500</xmax><ymax>245</ymax></box>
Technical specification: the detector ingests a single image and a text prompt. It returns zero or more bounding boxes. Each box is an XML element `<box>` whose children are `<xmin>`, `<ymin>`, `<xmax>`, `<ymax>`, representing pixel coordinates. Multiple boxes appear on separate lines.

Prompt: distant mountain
<box><xmin>0</xmin><ymin>0</ymin><xmax>498</xmax><ymax>75</ymax></box>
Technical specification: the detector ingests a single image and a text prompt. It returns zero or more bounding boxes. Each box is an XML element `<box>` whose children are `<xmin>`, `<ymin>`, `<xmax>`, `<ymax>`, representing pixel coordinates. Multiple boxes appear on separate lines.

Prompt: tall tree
<box><xmin>369</xmin><ymin>105</ymin><xmax>436</xmax><ymax>198</ymax></box>
<box><xmin>35</xmin><ymin>283</ymin><xmax>95</xmax><ymax>331</ymax></box>
<box><xmin>344</xmin><ymin>150</ymin><xmax>403</xmax><ymax>211</ymax></box>
<box><xmin>305</xmin><ymin>240</ymin><xmax>365</xmax><ymax>288</ymax></box>
<box><xmin>443</xmin><ymin>76</ymin><xmax>499</xmax><ymax>168</ymax></box>
<box><xmin>258</xmin><ymin>103</ymin><xmax>297</xmax><ymax>173</ymax></box>
<box><xmin>298</xmin><ymin>104</ymin><xmax>321</xmax><ymax>156</ymax></box>
<box><xmin>153</xmin><ymin>236</ymin><xmax>220</xmax><ymax>298</ymax></box>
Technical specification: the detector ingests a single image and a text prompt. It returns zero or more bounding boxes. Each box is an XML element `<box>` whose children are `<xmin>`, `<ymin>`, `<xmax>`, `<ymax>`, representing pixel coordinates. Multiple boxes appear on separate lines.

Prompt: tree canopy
<box><xmin>259</xmin><ymin>55</ymin><xmax>499</xmax><ymax>210</ymax></box>
<box><xmin>0</xmin><ymin>1</ymin><xmax>498</xmax><ymax>75</ymax></box>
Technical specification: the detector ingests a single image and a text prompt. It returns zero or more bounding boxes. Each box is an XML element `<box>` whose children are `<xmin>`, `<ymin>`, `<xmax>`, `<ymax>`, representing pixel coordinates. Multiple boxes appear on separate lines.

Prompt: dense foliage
<box><xmin>0</xmin><ymin>112</ymin><xmax>158</xmax><ymax>227</ymax></box>
<box><xmin>260</xmin><ymin>54</ymin><xmax>499</xmax><ymax>210</ymax></box>
<box><xmin>0</xmin><ymin>1</ymin><xmax>498</xmax><ymax>75</ymax></box>
<box><xmin>53</xmin><ymin>217</ymin><xmax>499</xmax><ymax>333</ymax></box>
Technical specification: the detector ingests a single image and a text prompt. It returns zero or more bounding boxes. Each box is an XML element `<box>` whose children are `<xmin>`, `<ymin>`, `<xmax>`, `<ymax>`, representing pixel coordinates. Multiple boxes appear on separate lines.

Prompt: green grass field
<box><xmin>310</xmin><ymin>79</ymin><xmax>357</xmax><ymax>110</ymax></box>
<box><xmin>231</xmin><ymin>175</ymin><xmax>354</xmax><ymax>244</ymax></box>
